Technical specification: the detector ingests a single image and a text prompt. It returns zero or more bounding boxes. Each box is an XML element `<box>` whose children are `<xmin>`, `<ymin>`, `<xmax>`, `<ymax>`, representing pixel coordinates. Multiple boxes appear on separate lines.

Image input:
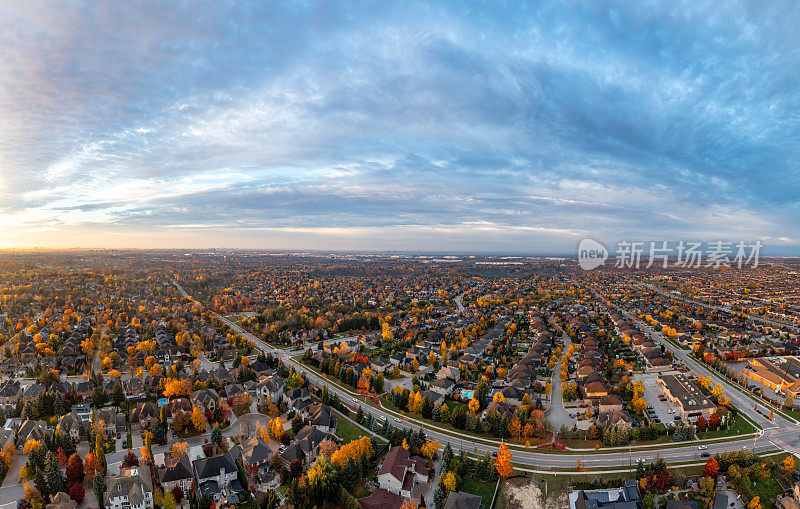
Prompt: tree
<box><xmin>191</xmin><ymin>406</ymin><xmax>207</xmax><ymax>433</ymax></box>
<box><xmin>66</xmin><ymin>453</ymin><xmax>84</xmax><ymax>486</ymax></box>
<box><xmin>401</xmin><ymin>499</ymin><xmax>418</xmax><ymax>509</ymax></box>
<box><xmin>84</xmin><ymin>452</ymin><xmax>102</xmax><ymax>478</ymax></box>
<box><xmin>709</xmin><ymin>413</ymin><xmax>721</xmax><ymax>427</ymax></box>
<box><xmin>171</xmin><ymin>484</ymin><xmax>184</xmax><ymax>503</ymax></box>
<box><xmin>319</xmin><ymin>439</ymin><xmax>338</xmax><ymax>458</ymax></box>
<box><xmin>783</xmin><ymin>455</ymin><xmax>796</xmax><ymax>472</ymax></box>
<box><xmin>211</xmin><ymin>426</ymin><xmax>223</xmax><ymax>446</ymax></box>
<box><xmin>171</xmin><ymin>442</ymin><xmax>190</xmax><ymax>458</ymax></box>
<box><xmin>93</xmin><ymin>472</ymin><xmax>106</xmax><ymax>500</ymax></box>
<box><xmin>163</xmin><ymin>492</ymin><xmax>176</xmax><ymax>509</ymax></box>
<box><xmin>420</xmin><ymin>440</ymin><xmax>441</xmax><ymax>459</ymax></box>
<box><xmin>69</xmin><ymin>483</ymin><xmax>85</xmax><ymax>503</ymax></box>
<box><xmin>468</xmin><ymin>398</ymin><xmax>480</xmax><ymax>414</ymax></box>
<box><xmin>702</xmin><ymin>457</ymin><xmax>719</xmax><ymax>478</ymax></box>
<box><xmin>291</xmin><ymin>414</ymin><xmax>304</xmax><ymax>434</ymax></box>
<box><xmin>268</xmin><ymin>417</ymin><xmax>284</xmax><ymax>440</ymax></box>
<box><xmin>495</xmin><ymin>442</ymin><xmax>513</xmax><ymax>478</ymax></box>
<box><xmin>122</xmin><ymin>451</ymin><xmax>139</xmax><ymax>468</ymax></box>
<box><xmin>747</xmin><ymin>496</ymin><xmax>763</xmax><ymax>509</ymax></box>
<box><xmin>508</xmin><ymin>417</ymin><xmax>522</xmax><ymax>439</ymax></box>
<box><xmin>442</xmin><ymin>471</ymin><xmax>457</xmax><ymax>491</ymax></box>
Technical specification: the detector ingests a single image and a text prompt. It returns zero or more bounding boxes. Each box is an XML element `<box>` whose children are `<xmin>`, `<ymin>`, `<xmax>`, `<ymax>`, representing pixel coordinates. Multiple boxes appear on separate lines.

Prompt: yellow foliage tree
<box><xmin>191</xmin><ymin>406</ymin><xmax>206</xmax><ymax>432</ymax></box>
<box><xmin>268</xmin><ymin>417</ymin><xmax>283</xmax><ymax>440</ymax></box>
<box><xmin>442</xmin><ymin>471</ymin><xmax>457</xmax><ymax>491</ymax></box>
<box><xmin>495</xmin><ymin>442</ymin><xmax>513</xmax><ymax>478</ymax></box>
<box><xmin>171</xmin><ymin>442</ymin><xmax>189</xmax><ymax>458</ymax></box>
<box><xmin>420</xmin><ymin>440</ymin><xmax>441</xmax><ymax>459</ymax></box>
<box><xmin>23</xmin><ymin>439</ymin><xmax>42</xmax><ymax>455</ymax></box>
<box><xmin>164</xmin><ymin>379</ymin><xmax>192</xmax><ymax>398</ymax></box>
<box><xmin>468</xmin><ymin>398</ymin><xmax>480</xmax><ymax>413</ymax></box>
<box><xmin>330</xmin><ymin>437</ymin><xmax>374</xmax><ymax>467</ymax></box>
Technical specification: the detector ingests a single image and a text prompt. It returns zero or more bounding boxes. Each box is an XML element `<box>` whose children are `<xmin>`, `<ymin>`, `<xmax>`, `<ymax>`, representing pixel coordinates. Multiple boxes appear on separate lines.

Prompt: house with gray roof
<box><xmin>104</xmin><ymin>465</ymin><xmax>153</xmax><ymax>509</ymax></box>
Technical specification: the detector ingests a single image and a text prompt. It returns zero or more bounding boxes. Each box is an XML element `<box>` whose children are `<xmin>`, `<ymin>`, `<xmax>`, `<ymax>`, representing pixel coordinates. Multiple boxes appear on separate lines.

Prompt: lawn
<box><xmin>335</xmin><ymin>412</ymin><xmax>365</xmax><ymax>443</ymax></box>
<box><xmin>462</xmin><ymin>478</ymin><xmax>497</xmax><ymax>508</ymax></box>
<box><xmin>753</xmin><ymin>475</ymin><xmax>782</xmax><ymax>509</ymax></box>
<box><xmin>696</xmin><ymin>414</ymin><xmax>757</xmax><ymax>439</ymax></box>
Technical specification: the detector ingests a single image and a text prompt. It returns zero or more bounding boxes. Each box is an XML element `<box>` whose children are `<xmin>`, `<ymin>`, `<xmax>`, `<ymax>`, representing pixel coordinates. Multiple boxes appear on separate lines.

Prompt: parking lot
<box><xmin>636</xmin><ymin>373</ymin><xmax>683</xmax><ymax>427</ymax></box>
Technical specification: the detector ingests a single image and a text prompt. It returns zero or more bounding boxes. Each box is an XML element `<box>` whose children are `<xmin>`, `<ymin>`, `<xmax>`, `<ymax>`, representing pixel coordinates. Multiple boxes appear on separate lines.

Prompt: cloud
<box><xmin>0</xmin><ymin>1</ymin><xmax>798</xmax><ymax>251</ymax></box>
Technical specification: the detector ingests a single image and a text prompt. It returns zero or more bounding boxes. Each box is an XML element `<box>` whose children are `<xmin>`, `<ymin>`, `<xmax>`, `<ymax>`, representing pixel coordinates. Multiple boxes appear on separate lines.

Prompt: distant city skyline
<box><xmin>1</xmin><ymin>2</ymin><xmax>798</xmax><ymax>252</ymax></box>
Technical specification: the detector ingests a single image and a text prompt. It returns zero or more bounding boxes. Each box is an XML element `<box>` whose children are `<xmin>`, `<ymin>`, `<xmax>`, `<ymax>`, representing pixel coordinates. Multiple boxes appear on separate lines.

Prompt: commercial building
<box><xmin>743</xmin><ymin>356</ymin><xmax>800</xmax><ymax>398</ymax></box>
<box><xmin>658</xmin><ymin>373</ymin><xmax>716</xmax><ymax>422</ymax></box>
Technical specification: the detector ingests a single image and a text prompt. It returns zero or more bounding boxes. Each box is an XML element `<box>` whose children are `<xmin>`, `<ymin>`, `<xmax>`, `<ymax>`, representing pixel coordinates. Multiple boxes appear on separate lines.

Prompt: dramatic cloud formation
<box><xmin>1</xmin><ymin>1</ymin><xmax>798</xmax><ymax>252</ymax></box>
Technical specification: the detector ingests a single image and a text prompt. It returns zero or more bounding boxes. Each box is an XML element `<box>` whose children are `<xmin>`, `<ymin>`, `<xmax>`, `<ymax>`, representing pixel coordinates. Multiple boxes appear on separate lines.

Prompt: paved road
<box><xmin>546</xmin><ymin>332</ymin><xmax>574</xmax><ymax>430</ymax></box>
<box><xmin>454</xmin><ymin>294</ymin><xmax>466</xmax><ymax>314</ymax></box>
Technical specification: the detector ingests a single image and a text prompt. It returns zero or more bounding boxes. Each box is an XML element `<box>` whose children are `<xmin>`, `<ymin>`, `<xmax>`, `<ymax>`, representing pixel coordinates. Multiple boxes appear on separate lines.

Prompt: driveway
<box><xmin>1</xmin><ymin>453</ymin><xmax>25</xmax><ymax>488</ymax></box>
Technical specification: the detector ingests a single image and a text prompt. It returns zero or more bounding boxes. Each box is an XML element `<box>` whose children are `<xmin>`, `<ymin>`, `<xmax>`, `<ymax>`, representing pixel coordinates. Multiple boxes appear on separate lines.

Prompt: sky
<box><xmin>1</xmin><ymin>1</ymin><xmax>799</xmax><ymax>253</ymax></box>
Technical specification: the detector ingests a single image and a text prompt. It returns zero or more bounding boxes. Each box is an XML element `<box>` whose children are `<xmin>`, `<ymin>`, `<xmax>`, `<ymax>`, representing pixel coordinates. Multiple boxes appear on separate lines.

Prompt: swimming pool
<box><xmin>460</xmin><ymin>389</ymin><xmax>474</xmax><ymax>399</ymax></box>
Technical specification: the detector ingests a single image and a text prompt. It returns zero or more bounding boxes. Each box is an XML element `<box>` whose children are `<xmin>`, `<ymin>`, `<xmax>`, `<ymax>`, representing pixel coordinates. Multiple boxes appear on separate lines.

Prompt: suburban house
<box><xmin>191</xmin><ymin>389</ymin><xmax>220</xmax><ymax>411</ymax></box>
<box><xmin>192</xmin><ymin>453</ymin><xmax>242</xmax><ymax>503</ymax></box>
<box><xmin>236</xmin><ymin>436</ymin><xmax>273</xmax><ymax>476</ymax></box>
<box><xmin>444</xmin><ymin>491</ymin><xmax>484</xmax><ymax>509</ymax></box>
<box><xmin>46</xmin><ymin>492</ymin><xmax>77</xmax><ymax>509</ymax></box>
<box><xmin>429</xmin><ymin>378</ymin><xmax>455</xmax><ymax>396</ymax></box>
<box><xmin>104</xmin><ymin>465</ymin><xmax>154</xmax><ymax>509</ymax></box>
<box><xmin>308</xmin><ymin>404</ymin><xmax>337</xmax><ymax>433</ymax></box>
<box><xmin>156</xmin><ymin>453</ymin><xmax>193</xmax><ymax>500</ymax></box>
<box><xmin>436</xmin><ymin>366</ymin><xmax>460</xmax><ymax>382</ymax></box>
<box><xmin>357</xmin><ymin>488</ymin><xmax>405</xmax><ymax>509</ymax></box>
<box><xmin>598</xmin><ymin>395</ymin><xmax>624</xmax><ymax>414</ymax></box>
<box><xmin>56</xmin><ymin>413</ymin><xmax>86</xmax><ymax>442</ymax></box>
<box><xmin>377</xmin><ymin>446</ymin><xmax>429</xmax><ymax>498</ymax></box>
<box><xmin>130</xmin><ymin>402</ymin><xmax>160</xmax><ymax>428</ymax></box>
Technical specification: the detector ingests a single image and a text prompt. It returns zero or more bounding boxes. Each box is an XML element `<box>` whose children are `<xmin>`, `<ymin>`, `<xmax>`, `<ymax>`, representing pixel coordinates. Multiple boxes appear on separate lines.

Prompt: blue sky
<box><xmin>1</xmin><ymin>1</ymin><xmax>798</xmax><ymax>252</ymax></box>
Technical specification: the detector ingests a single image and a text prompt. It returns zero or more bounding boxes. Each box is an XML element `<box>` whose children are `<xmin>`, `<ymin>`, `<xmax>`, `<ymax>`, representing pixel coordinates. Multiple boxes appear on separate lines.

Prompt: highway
<box><xmin>173</xmin><ymin>280</ymin><xmax>800</xmax><ymax>470</ymax></box>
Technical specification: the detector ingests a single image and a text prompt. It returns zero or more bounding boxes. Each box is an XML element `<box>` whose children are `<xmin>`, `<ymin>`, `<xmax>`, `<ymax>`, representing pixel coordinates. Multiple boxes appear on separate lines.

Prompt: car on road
<box><xmin>379</xmin><ymin>415</ymin><xmax>386</xmax><ymax>420</ymax></box>
<box><xmin>393</xmin><ymin>417</ymin><xmax>401</xmax><ymax>422</ymax></box>
<box><xmin>701</xmin><ymin>452</ymin><xmax>710</xmax><ymax>458</ymax></box>
<box><xmin>698</xmin><ymin>445</ymin><xmax>708</xmax><ymax>450</ymax></box>
<box><xmin>352</xmin><ymin>398</ymin><xmax>357</xmax><ymax>402</ymax></box>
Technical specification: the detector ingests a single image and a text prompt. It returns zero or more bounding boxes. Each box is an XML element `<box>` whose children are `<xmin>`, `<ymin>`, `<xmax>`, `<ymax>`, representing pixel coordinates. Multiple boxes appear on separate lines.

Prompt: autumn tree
<box><xmin>495</xmin><ymin>442</ymin><xmax>513</xmax><ymax>478</ymax></box>
<box><xmin>171</xmin><ymin>442</ymin><xmax>190</xmax><ymax>458</ymax></box>
<box><xmin>66</xmin><ymin>453</ymin><xmax>84</xmax><ymax>486</ymax></box>
<box><xmin>442</xmin><ymin>471</ymin><xmax>457</xmax><ymax>491</ymax></box>
<box><xmin>702</xmin><ymin>457</ymin><xmax>719</xmax><ymax>478</ymax></box>
<box><xmin>191</xmin><ymin>406</ymin><xmax>207</xmax><ymax>433</ymax></box>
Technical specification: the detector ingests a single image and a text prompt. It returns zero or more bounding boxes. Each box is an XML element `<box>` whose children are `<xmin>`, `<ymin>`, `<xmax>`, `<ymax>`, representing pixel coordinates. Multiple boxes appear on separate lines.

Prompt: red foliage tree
<box><xmin>702</xmin><ymin>457</ymin><xmax>719</xmax><ymax>478</ymax></box>
<box><xmin>709</xmin><ymin>413</ymin><xmax>721</xmax><ymax>427</ymax></box>
<box><xmin>122</xmin><ymin>451</ymin><xmax>139</xmax><ymax>468</ymax></box>
<box><xmin>695</xmin><ymin>416</ymin><xmax>707</xmax><ymax>430</ymax></box>
<box><xmin>171</xmin><ymin>484</ymin><xmax>184</xmax><ymax>503</ymax></box>
<box><xmin>69</xmin><ymin>483</ymin><xmax>85</xmax><ymax>503</ymax></box>
<box><xmin>66</xmin><ymin>453</ymin><xmax>84</xmax><ymax>486</ymax></box>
